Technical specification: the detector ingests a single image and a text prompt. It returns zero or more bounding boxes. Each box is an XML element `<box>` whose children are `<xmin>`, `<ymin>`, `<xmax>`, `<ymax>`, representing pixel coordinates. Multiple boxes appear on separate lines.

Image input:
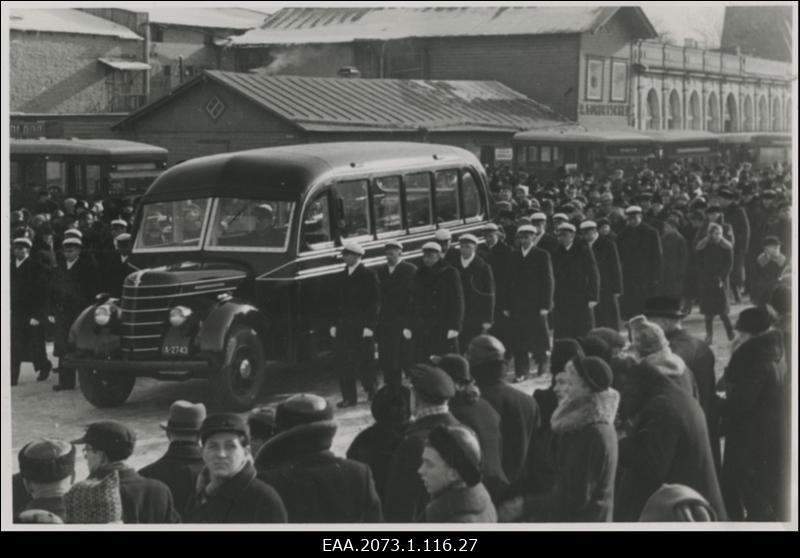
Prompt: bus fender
<box><xmin>195</xmin><ymin>300</ymin><xmax>270</xmax><ymax>355</ymax></box>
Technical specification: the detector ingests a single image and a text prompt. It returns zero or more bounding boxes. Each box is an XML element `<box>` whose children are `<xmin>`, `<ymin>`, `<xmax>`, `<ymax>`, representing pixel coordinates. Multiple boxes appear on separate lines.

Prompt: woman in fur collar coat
<box><xmin>500</xmin><ymin>356</ymin><xmax>619</xmax><ymax>522</ymax></box>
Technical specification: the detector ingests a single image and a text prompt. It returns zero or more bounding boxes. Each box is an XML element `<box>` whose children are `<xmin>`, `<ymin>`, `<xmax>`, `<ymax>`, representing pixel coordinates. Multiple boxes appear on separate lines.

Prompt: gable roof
<box><xmin>9</xmin><ymin>8</ymin><xmax>142</xmax><ymax>40</ymax></box>
<box><xmin>114</xmin><ymin>70</ymin><xmax>570</xmax><ymax>133</ymax></box>
<box><xmin>146</xmin><ymin>7</ymin><xmax>270</xmax><ymax>31</ymax></box>
<box><xmin>230</xmin><ymin>5</ymin><xmax>657</xmax><ymax>46</ymax></box>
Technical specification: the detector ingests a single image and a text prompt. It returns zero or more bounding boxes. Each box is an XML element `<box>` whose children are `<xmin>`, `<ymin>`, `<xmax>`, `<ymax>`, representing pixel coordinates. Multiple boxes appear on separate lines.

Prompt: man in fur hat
<box><xmin>15</xmin><ymin>439</ymin><xmax>76</xmax><ymax>522</ymax></box>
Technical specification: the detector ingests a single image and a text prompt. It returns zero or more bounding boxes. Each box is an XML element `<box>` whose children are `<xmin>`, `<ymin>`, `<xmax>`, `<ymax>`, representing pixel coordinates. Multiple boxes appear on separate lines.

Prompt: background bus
<box><xmin>718</xmin><ymin>133</ymin><xmax>792</xmax><ymax>167</ymax></box>
<box><xmin>643</xmin><ymin>130</ymin><xmax>720</xmax><ymax>170</ymax></box>
<box><xmin>512</xmin><ymin>128</ymin><xmax>654</xmax><ymax>181</ymax></box>
<box><xmin>10</xmin><ymin>138</ymin><xmax>168</xmax><ymax>209</ymax></box>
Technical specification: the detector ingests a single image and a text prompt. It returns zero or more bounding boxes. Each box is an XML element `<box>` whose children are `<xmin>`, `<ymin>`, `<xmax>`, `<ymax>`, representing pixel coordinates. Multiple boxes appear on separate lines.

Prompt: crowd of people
<box><xmin>10</xmin><ymin>156</ymin><xmax>793</xmax><ymax>524</ymax></box>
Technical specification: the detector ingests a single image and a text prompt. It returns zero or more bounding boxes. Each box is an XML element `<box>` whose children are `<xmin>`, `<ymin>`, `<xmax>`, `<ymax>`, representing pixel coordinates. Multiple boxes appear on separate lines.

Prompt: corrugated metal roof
<box><xmin>146</xmin><ymin>8</ymin><xmax>269</xmax><ymax>31</ymax></box>
<box><xmin>116</xmin><ymin>70</ymin><xmax>570</xmax><ymax>133</ymax></box>
<box><xmin>230</xmin><ymin>6</ymin><xmax>657</xmax><ymax>46</ymax></box>
<box><xmin>9</xmin><ymin>8</ymin><xmax>142</xmax><ymax>40</ymax></box>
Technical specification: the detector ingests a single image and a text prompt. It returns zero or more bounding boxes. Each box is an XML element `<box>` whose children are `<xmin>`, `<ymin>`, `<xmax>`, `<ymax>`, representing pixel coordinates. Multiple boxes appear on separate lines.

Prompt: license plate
<box><xmin>163</xmin><ymin>345</ymin><xmax>189</xmax><ymax>356</ymax></box>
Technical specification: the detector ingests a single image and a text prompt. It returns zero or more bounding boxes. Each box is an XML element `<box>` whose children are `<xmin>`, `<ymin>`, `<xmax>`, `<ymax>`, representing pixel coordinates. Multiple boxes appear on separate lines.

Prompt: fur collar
<box><xmin>643</xmin><ymin>349</ymin><xmax>686</xmax><ymax>377</ymax></box>
<box><xmin>550</xmin><ymin>389</ymin><xmax>619</xmax><ymax>434</ymax></box>
<box><xmin>425</xmin><ymin>483</ymin><xmax>494</xmax><ymax>522</ymax></box>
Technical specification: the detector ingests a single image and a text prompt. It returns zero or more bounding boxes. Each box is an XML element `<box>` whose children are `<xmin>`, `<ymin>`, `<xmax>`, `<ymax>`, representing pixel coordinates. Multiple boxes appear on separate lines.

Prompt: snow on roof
<box><xmin>9</xmin><ymin>8</ymin><xmax>142</xmax><ymax>40</ymax></box>
<box><xmin>146</xmin><ymin>7</ymin><xmax>269</xmax><ymax>31</ymax></box>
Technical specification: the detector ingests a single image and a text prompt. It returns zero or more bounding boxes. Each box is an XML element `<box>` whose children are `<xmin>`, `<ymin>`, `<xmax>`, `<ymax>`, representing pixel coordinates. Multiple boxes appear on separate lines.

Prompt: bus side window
<box><xmin>371</xmin><ymin>176</ymin><xmax>403</xmax><ymax>235</ymax></box>
<box><xmin>540</xmin><ymin>145</ymin><xmax>552</xmax><ymax>164</ymax></box>
<box><xmin>301</xmin><ymin>190</ymin><xmax>333</xmax><ymax>250</ymax></box>
<box><xmin>404</xmin><ymin>172</ymin><xmax>433</xmax><ymax>229</ymax></box>
<box><xmin>333</xmin><ymin>179</ymin><xmax>371</xmax><ymax>240</ymax></box>
<box><xmin>434</xmin><ymin>169</ymin><xmax>460</xmax><ymax>224</ymax></box>
<box><xmin>461</xmin><ymin>169</ymin><xmax>483</xmax><ymax>220</ymax></box>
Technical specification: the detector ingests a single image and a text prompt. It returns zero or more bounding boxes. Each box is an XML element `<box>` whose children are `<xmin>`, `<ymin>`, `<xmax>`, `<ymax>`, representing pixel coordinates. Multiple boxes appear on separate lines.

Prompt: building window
<box><xmin>205</xmin><ymin>96</ymin><xmax>226</xmax><ymax>121</ymax></box>
<box><xmin>610</xmin><ymin>60</ymin><xmax>627</xmax><ymax>102</ymax></box>
<box><xmin>163</xmin><ymin>65</ymin><xmax>171</xmax><ymax>77</ymax></box>
<box><xmin>585</xmin><ymin>57</ymin><xmax>604</xmax><ymax>101</ymax></box>
<box><xmin>645</xmin><ymin>89</ymin><xmax>660</xmax><ymax>130</ymax></box>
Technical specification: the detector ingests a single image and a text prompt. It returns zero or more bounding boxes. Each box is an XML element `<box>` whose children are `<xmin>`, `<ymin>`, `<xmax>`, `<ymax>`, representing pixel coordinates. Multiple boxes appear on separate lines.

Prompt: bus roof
<box><xmin>640</xmin><ymin>130</ymin><xmax>719</xmax><ymax>144</ymax></box>
<box><xmin>10</xmin><ymin>138</ymin><xmax>168</xmax><ymax>157</ymax></box>
<box><xmin>142</xmin><ymin>142</ymin><xmax>481</xmax><ymax>202</ymax></box>
<box><xmin>513</xmin><ymin>128</ymin><xmax>653</xmax><ymax>144</ymax></box>
<box><xmin>717</xmin><ymin>133</ymin><xmax>792</xmax><ymax>145</ymax></box>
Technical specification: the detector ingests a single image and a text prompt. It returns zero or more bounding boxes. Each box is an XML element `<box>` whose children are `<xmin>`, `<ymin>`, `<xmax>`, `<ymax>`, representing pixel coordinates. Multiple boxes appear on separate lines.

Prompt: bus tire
<box><xmin>211</xmin><ymin>325</ymin><xmax>267</xmax><ymax>412</ymax></box>
<box><xmin>78</xmin><ymin>368</ymin><xmax>136</xmax><ymax>408</ymax></box>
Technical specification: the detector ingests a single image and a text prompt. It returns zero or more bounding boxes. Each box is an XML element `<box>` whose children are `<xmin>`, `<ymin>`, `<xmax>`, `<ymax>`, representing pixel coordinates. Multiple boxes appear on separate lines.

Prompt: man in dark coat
<box><xmin>185</xmin><ymin>414</ymin><xmax>287</xmax><ymax>523</ymax></box>
<box><xmin>100</xmin><ymin>233</ymin><xmax>136</xmax><ymax>298</ymax></box>
<box><xmin>696</xmin><ymin>223</ymin><xmax>734</xmax><ymax>343</ymax></box>
<box><xmin>656</xmin><ymin>217</ymin><xmax>688</xmax><ymax>302</ymax></box>
<box><xmin>505</xmin><ymin>224</ymin><xmax>553</xmax><ymax>381</ymax></box>
<box><xmin>72</xmin><ymin>421</ymin><xmax>181</xmax><ymax>523</ymax></box>
<box><xmin>616</xmin><ymin>361</ymin><xmax>726</xmax><ymax>521</ymax></box>
<box><xmin>411</xmin><ymin>242</ymin><xmax>464</xmax><ymax>361</ymax></box>
<box><xmin>11</xmin><ymin>237</ymin><xmax>52</xmax><ymax>385</ymax></box>
<box><xmin>50</xmin><ymin>237</ymin><xmax>98</xmax><ymax>391</ymax></box>
<box><xmin>551</xmin><ymin>223</ymin><xmax>600</xmax><ymax>340</ymax></box>
<box><xmin>580</xmin><ymin>220</ymin><xmax>623</xmax><ymax>330</ymax></box>
<box><xmin>617</xmin><ymin>206</ymin><xmax>663</xmax><ymax>318</ymax></box>
<box><xmin>454</xmin><ymin>234</ymin><xmax>495</xmax><ymax>351</ymax></box>
<box><xmin>718</xmin><ymin>188</ymin><xmax>750</xmax><ymax>302</ymax></box>
<box><xmin>256</xmin><ymin>394</ymin><xmax>382</xmax><ymax>522</ymax></box>
<box><xmin>377</xmin><ymin>241</ymin><xmax>417</xmax><ymax>387</ymax></box>
<box><xmin>529</xmin><ymin>212</ymin><xmax>559</xmax><ymax>256</ymax></box>
<box><xmin>478</xmin><ymin>224</ymin><xmax>513</xmax><ymax>349</ymax></box>
<box><xmin>744</xmin><ymin>191</ymin><xmax>768</xmax><ymax>296</ymax></box>
<box><xmin>644</xmin><ymin>297</ymin><xmax>721</xmax><ymax>471</ymax></box>
<box><xmin>721</xmin><ymin>307</ymin><xmax>788</xmax><ymax>521</ymax></box>
<box><xmin>330</xmin><ymin>241</ymin><xmax>380</xmax><ymax>408</ymax></box>
<box><xmin>751</xmin><ymin>236</ymin><xmax>787</xmax><ymax>307</ymax></box>
<box><xmin>384</xmin><ymin>365</ymin><xmax>460</xmax><ymax>522</ymax></box>
<box><xmin>467</xmin><ymin>336</ymin><xmax>542</xmax><ymax>494</ymax></box>
<box><xmin>433</xmin><ymin>354</ymin><xmax>509</xmax><ymax>502</ymax></box>
<box><xmin>138</xmin><ymin>401</ymin><xmax>206</xmax><ymax>516</ymax></box>
<box><xmin>501</xmin><ymin>356</ymin><xmax>619</xmax><ymax>522</ymax></box>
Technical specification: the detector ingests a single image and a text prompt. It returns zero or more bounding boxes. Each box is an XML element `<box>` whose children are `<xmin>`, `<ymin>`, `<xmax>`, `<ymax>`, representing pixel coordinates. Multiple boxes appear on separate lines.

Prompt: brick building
<box><xmin>111</xmin><ymin>70</ymin><xmax>568</xmax><ymax>166</ymax></box>
<box><xmin>9</xmin><ymin>9</ymin><xmax>147</xmax><ymax>113</ymax></box>
<box><xmin>224</xmin><ymin>6</ymin><xmax>659</xmax><ymax>130</ymax></box>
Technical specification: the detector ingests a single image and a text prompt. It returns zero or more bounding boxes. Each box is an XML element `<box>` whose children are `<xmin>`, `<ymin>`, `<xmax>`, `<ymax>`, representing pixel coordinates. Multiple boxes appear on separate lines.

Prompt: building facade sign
<box><xmin>578</xmin><ymin>103</ymin><xmax>630</xmax><ymax>117</ymax></box>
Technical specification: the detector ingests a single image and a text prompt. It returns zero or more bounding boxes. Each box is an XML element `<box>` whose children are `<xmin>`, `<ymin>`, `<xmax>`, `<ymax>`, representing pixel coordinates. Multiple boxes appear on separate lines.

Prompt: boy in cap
<box><xmin>552</xmin><ymin>222</ymin><xmax>600</xmax><ymax>339</ymax></box>
<box><xmin>384</xmin><ymin>364</ymin><xmax>460</xmax><ymax>522</ymax></box>
<box><xmin>16</xmin><ymin>439</ymin><xmax>76</xmax><ymax>522</ymax></box>
<box><xmin>11</xmin><ymin>236</ymin><xmax>52</xmax><ymax>386</ymax></box>
<box><xmin>418</xmin><ymin>425</ymin><xmax>497</xmax><ymax>522</ymax></box>
<box><xmin>411</xmin><ymin>242</ymin><xmax>465</xmax><ymax>361</ymax></box>
<box><xmin>330</xmin><ymin>240</ymin><xmax>380</xmax><ymax>407</ymax></box>
<box><xmin>617</xmin><ymin>205</ymin><xmax>663</xmax><ymax>318</ymax></box>
<box><xmin>72</xmin><ymin>420</ymin><xmax>179</xmax><ymax>523</ymax></box>
<box><xmin>139</xmin><ymin>401</ymin><xmax>207</xmax><ymax>515</ymax></box>
<box><xmin>186</xmin><ymin>413</ymin><xmax>287</xmax><ymax>523</ymax></box>
<box><xmin>255</xmin><ymin>394</ymin><xmax>382</xmax><ymax>522</ymax></box>
<box><xmin>454</xmin><ymin>233</ymin><xmax>495</xmax><ymax>351</ymax></box>
<box><xmin>377</xmin><ymin>240</ymin><xmax>417</xmax><ymax>387</ymax></box>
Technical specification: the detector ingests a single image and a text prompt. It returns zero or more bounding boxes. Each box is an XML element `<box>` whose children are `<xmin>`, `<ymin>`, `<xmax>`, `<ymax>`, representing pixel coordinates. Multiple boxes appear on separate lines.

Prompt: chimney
<box><xmin>337</xmin><ymin>66</ymin><xmax>361</xmax><ymax>78</ymax></box>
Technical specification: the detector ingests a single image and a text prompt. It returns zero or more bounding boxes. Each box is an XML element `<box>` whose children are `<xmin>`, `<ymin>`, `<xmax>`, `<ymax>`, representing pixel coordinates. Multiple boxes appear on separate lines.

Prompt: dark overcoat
<box><xmin>49</xmin><ymin>254</ymin><xmax>98</xmax><ymax>357</ymax></box>
<box><xmin>346</xmin><ymin>422</ymin><xmax>406</xmax><ymax>507</ymax></box>
<box><xmin>377</xmin><ymin>261</ymin><xmax>417</xmax><ymax>381</ymax></box>
<box><xmin>551</xmin><ymin>242</ymin><xmax>600</xmax><ymax>339</ymax></box>
<box><xmin>590</xmin><ymin>236</ymin><xmax>623</xmax><ymax>330</ymax></box>
<box><xmin>505</xmin><ymin>246</ymin><xmax>553</xmax><ymax>355</ymax></box>
<box><xmin>478</xmin><ymin>240</ymin><xmax>513</xmax><ymax>346</ymax></box>
<box><xmin>454</xmin><ymin>255</ymin><xmax>495</xmax><ymax>348</ymax></box>
<box><xmin>617</xmin><ymin>223</ymin><xmax>663</xmax><ymax>318</ymax></box>
<box><xmin>91</xmin><ymin>465</ymin><xmax>181</xmax><ymax>524</ymax></box>
<box><xmin>658</xmin><ymin>229</ymin><xmax>688</xmax><ymax>301</ymax></box>
<box><xmin>411</xmin><ymin>260</ymin><xmax>464</xmax><ymax>360</ymax></box>
<box><xmin>138</xmin><ymin>441</ymin><xmax>205</xmax><ymax>517</ymax></box>
<box><xmin>11</xmin><ymin>256</ymin><xmax>49</xmax><ymax>364</ymax></box>
<box><xmin>101</xmin><ymin>252</ymin><xmax>137</xmax><ymax>298</ymax></box>
<box><xmin>724</xmin><ymin>202</ymin><xmax>750</xmax><ymax>285</ymax></box>
<box><xmin>696</xmin><ymin>240</ymin><xmax>733</xmax><ymax>316</ymax></box>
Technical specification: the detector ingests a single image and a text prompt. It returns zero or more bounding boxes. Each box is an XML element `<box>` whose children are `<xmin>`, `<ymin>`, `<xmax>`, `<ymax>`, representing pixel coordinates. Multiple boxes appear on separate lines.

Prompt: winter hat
<box><xmin>551</xmin><ymin>339</ymin><xmax>584</xmax><ymax>374</ymax></box>
<box><xmin>160</xmin><ymin>400</ymin><xmax>206</xmax><ymax>433</ymax></box>
<box><xmin>466</xmin><ymin>335</ymin><xmax>506</xmax><ymax>368</ymax></box>
<box><xmin>577</xmin><ymin>336</ymin><xmax>612</xmax><ymax>364</ymax></box>
<box><xmin>65</xmin><ymin>470</ymin><xmax>123</xmax><ymax>524</ymax></box>
<box><xmin>71</xmin><ymin>421</ymin><xmax>135</xmax><ymax>462</ymax></box>
<box><xmin>200</xmin><ymin>413</ymin><xmax>250</xmax><ymax>445</ymax></box>
<box><xmin>734</xmin><ymin>306</ymin><xmax>774</xmax><ymax>336</ymax></box>
<box><xmin>628</xmin><ymin>315</ymin><xmax>669</xmax><ymax>358</ymax></box>
<box><xmin>19</xmin><ymin>439</ymin><xmax>75</xmax><ymax>483</ymax></box>
<box><xmin>639</xmin><ymin>483</ymin><xmax>717</xmax><ymax>522</ymax></box>
<box><xmin>427</xmin><ymin>425</ymin><xmax>482</xmax><ymax>487</ymax></box>
<box><xmin>769</xmin><ymin>284</ymin><xmax>790</xmax><ymax>316</ymax></box>
<box><xmin>409</xmin><ymin>364</ymin><xmax>456</xmax><ymax>403</ymax></box>
<box><xmin>570</xmin><ymin>356</ymin><xmax>613</xmax><ymax>393</ymax></box>
<box><xmin>275</xmin><ymin>393</ymin><xmax>334</xmax><ymax>432</ymax></box>
<box><xmin>370</xmin><ymin>384</ymin><xmax>411</xmax><ymax>426</ymax></box>
<box><xmin>431</xmin><ymin>354</ymin><xmax>472</xmax><ymax>385</ymax></box>
<box><xmin>247</xmin><ymin>407</ymin><xmax>277</xmax><ymax>441</ymax></box>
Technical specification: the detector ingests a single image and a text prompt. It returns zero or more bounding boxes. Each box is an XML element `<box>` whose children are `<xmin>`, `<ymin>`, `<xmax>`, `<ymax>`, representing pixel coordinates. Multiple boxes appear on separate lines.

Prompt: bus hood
<box><xmin>123</xmin><ymin>261</ymin><xmax>249</xmax><ymax>290</ymax></box>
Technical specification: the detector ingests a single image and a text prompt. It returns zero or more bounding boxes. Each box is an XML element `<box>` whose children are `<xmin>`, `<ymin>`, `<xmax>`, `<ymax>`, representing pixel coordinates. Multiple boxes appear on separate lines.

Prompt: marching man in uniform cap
<box><xmin>454</xmin><ymin>233</ymin><xmax>495</xmax><ymax>351</ymax></box>
<box><xmin>330</xmin><ymin>240</ymin><xmax>380</xmax><ymax>408</ymax></box>
<box><xmin>377</xmin><ymin>240</ymin><xmax>417</xmax><ymax>387</ymax></box>
<box><xmin>435</xmin><ymin>228</ymin><xmax>460</xmax><ymax>267</ymax></box>
<box><xmin>617</xmin><ymin>205</ymin><xmax>663</xmax><ymax>318</ymax></box>
<box><xmin>479</xmin><ymin>223</ymin><xmax>513</xmax><ymax>349</ymax></box>
<box><xmin>411</xmin><ymin>242</ymin><xmax>465</xmax><ymax>361</ymax></box>
<box><xmin>101</xmin><ymin>232</ymin><xmax>136</xmax><ymax>298</ymax></box>
<box><xmin>552</xmin><ymin>222</ymin><xmax>600</xmax><ymax>339</ymax></box>
<box><xmin>580</xmin><ymin>220</ymin><xmax>623</xmax><ymax>330</ymax></box>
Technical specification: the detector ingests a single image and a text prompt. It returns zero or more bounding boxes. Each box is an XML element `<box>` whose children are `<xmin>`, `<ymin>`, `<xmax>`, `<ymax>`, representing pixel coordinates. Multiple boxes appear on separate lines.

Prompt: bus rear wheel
<box><xmin>211</xmin><ymin>325</ymin><xmax>267</xmax><ymax>412</ymax></box>
<box><xmin>78</xmin><ymin>368</ymin><xmax>136</xmax><ymax>408</ymax></box>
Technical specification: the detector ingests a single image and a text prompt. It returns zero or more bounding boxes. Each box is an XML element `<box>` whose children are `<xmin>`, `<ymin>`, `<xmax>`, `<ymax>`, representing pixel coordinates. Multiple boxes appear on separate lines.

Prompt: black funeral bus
<box><xmin>63</xmin><ymin>142</ymin><xmax>491</xmax><ymax>410</ymax></box>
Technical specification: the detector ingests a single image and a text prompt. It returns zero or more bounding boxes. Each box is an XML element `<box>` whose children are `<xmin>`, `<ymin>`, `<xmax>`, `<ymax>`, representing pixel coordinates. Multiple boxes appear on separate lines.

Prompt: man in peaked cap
<box><xmin>435</xmin><ymin>228</ymin><xmax>460</xmax><ymax>267</ymax></box>
<box><xmin>617</xmin><ymin>204</ymin><xmax>663</xmax><ymax>319</ymax></box>
<box><xmin>454</xmin><ymin>233</ymin><xmax>495</xmax><ymax>352</ymax></box>
<box><xmin>330</xmin><ymin>240</ymin><xmax>380</xmax><ymax>408</ymax></box>
<box><xmin>139</xmin><ymin>401</ymin><xmax>207</xmax><ymax>514</ymax></box>
<box><xmin>411</xmin><ymin>242</ymin><xmax>465</xmax><ymax>362</ymax></box>
<box><xmin>580</xmin><ymin>220</ymin><xmax>623</xmax><ymax>331</ymax></box>
<box><xmin>384</xmin><ymin>364</ymin><xmax>460</xmax><ymax>522</ymax></box>
<box><xmin>72</xmin><ymin>420</ymin><xmax>180</xmax><ymax>523</ymax></box>
<box><xmin>101</xmin><ymin>232</ymin><xmax>136</xmax><ymax>298</ymax></box>
<box><xmin>16</xmin><ymin>439</ymin><xmax>76</xmax><ymax>522</ymax></box>
<box><xmin>551</xmin><ymin>222</ymin><xmax>600</xmax><ymax>339</ymax></box>
<box><xmin>377</xmin><ymin>240</ymin><xmax>417</xmax><ymax>387</ymax></box>
<box><xmin>11</xmin><ymin>236</ymin><xmax>52</xmax><ymax>386</ymax></box>
<box><xmin>478</xmin><ymin>223</ymin><xmax>513</xmax><ymax>350</ymax></box>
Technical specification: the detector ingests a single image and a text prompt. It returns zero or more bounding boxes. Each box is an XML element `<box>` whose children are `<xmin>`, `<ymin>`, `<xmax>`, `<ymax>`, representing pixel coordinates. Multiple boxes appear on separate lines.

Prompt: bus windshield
<box><xmin>135</xmin><ymin>199</ymin><xmax>210</xmax><ymax>251</ymax></box>
<box><xmin>207</xmin><ymin>198</ymin><xmax>294</xmax><ymax>251</ymax></box>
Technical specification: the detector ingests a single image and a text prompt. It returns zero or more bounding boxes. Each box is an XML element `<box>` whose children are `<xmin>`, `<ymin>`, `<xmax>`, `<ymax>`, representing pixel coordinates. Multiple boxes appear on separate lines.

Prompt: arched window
<box><xmin>743</xmin><ymin>95</ymin><xmax>754</xmax><ymax>132</ymax></box>
<box><xmin>668</xmin><ymin>90</ymin><xmax>682</xmax><ymax>129</ymax></box>
<box><xmin>688</xmin><ymin>91</ymin><xmax>701</xmax><ymax>130</ymax></box>
<box><xmin>646</xmin><ymin>89</ymin><xmax>661</xmax><ymax>130</ymax></box>
<box><xmin>772</xmin><ymin>98</ymin><xmax>782</xmax><ymax>131</ymax></box>
<box><xmin>758</xmin><ymin>96</ymin><xmax>769</xmax><ymax>131</ymax></box>
<box><xmin>707</xmin><ymin>91</ymin><xmax>720</xmax><ymax>132</ymax></box>
<box><xmin>724</xmin><ymin>93</ymin><xmax>738</xmax><ymax>133</ymax></box>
